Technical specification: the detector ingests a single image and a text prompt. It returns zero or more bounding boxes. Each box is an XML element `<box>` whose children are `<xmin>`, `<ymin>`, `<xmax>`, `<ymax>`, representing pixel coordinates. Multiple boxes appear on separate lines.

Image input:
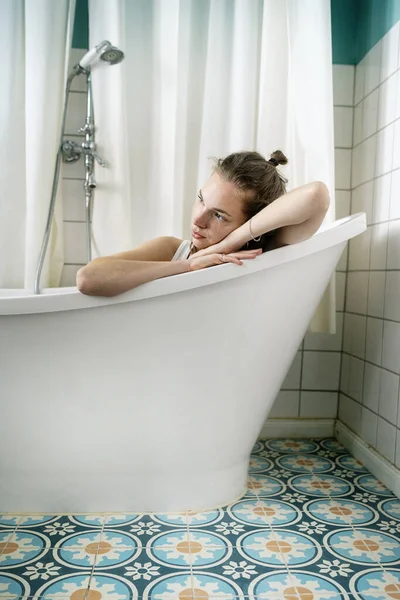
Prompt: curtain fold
<box><xmin>89</xmin><ymin>0</ymin><xmax>335</xmax><ymax>331</ymax></box>
<box><xmin>0</xmin><ymin>0</ymin><xmax>75</xmax><ymax>289</ymax></box>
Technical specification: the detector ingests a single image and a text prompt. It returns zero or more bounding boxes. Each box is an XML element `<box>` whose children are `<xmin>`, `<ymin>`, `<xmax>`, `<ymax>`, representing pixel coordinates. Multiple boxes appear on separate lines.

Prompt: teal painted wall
<box><xmin>72</xmin><ymin>0</ymin><xmax>88</xmax><ymax>49</ymax></box>
<box><xmin>331</xmin><ymin>0</ymin><xmax>359</xmax><ymax>64</ymax></box>
<box><xmin>71</xmin><ymin>0</ymin><xmax>400</xmax><ymax>65</ymax></box>
<box><xmin>356</xmin><ymin>0</ymin><xmax>400</xmax><ymax>62</ymax></box>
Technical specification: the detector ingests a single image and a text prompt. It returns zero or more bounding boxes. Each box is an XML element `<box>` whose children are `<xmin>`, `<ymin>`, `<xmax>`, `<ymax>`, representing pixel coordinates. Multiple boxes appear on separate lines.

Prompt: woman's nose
<box><xmin>193</xmin><ymin>207</ymin><xmax>208</xmax><ymax>228</ymax></box>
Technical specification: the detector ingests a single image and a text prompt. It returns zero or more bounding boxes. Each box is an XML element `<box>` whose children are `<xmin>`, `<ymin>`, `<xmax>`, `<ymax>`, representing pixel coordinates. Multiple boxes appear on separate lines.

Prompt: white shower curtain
<box><xmin>0</xmin><ymin>0</ymin><xmax>75</xmax><ymax>289</ymax></box>
<box><xmin>89</xmin><ymin>0</ymin><xmax>336</xmax><ymax>332</ymax></box>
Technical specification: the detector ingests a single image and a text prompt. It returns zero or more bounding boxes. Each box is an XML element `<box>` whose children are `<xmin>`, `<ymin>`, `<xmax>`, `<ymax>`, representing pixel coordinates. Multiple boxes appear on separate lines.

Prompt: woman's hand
<box><xmin>190</xmin><ymin>236</ymin><xmax>243</xmax><ymax>258</ymax></box>
<box><xmin>188</xmin><ymin>248</ymin><xmax>262</xmax><ymax>272</ymax></box>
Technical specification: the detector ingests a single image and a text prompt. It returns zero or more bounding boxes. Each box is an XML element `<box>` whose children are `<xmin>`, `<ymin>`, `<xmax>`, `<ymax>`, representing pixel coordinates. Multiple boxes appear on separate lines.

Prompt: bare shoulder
<box><xmin>104</xmin><ymin>236</ymin><xmax>183</xmax><ymax>262</ymax></box>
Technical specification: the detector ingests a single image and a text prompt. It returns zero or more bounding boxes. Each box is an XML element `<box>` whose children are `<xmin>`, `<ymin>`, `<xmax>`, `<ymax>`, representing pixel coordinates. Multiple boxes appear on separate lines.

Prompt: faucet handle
<box><xmin>92</xmin><ymin>152</ymin><xmax>107</xmax><ymax>167</ymax></box>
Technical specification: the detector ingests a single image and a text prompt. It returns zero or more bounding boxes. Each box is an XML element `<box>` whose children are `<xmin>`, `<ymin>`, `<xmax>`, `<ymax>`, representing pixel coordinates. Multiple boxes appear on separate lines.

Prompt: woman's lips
<box><xmin>192</xmin><ymin>229</ymin><xmax>205</xmax><ymax>239</ymax></box>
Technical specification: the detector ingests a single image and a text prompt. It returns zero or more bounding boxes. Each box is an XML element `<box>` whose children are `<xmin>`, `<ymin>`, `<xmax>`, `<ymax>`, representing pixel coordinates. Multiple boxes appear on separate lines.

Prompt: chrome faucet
<box><xmin>34</xmin><ymin>41</ymin><xmax>124</xmax><ymax>294</ymax></box>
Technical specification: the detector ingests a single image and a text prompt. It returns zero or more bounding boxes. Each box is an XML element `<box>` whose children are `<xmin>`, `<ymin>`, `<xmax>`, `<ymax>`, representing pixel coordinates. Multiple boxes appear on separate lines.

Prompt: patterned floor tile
<box><xmin>2</xmin><ymin>438</ymin><xmax>400</xmax><ymax>600</ymax></box>
<box><xmin>0</xmin><ymin>548</ymin><xmax>92</xmax><ymax>599</ymax></box>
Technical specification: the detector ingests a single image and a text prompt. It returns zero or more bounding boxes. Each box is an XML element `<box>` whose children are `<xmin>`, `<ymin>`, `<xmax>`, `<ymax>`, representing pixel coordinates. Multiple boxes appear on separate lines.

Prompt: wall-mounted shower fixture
<box><xmin>34</xmin><ymin>41</ymin><xmax>124</xmax><ymax>295</ymax></box>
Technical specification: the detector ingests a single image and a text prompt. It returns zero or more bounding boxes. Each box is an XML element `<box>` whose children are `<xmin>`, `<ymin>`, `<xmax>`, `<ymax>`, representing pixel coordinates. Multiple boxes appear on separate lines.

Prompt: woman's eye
<box><xmin>197</xmin><ymin>195</ymin><xmax>204</xmax><ymax>203</ymax></box>
<box><xmin>215</xmin><ymin>212</ymin><xmax>224</xmax><ymax>221</ymax></box>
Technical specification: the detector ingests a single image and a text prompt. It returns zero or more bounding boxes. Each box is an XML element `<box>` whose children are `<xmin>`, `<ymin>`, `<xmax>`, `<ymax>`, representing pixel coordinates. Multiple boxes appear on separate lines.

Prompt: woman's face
<box><xmin>191</xmin><ymin>172</ymin><xmax>248</xmax><ymax>250</ymax></box>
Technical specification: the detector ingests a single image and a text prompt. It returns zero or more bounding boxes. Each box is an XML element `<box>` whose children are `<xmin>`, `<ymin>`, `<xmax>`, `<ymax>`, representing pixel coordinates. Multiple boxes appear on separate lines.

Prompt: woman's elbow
<box><xmin>76</xmin><ymin>267</ymin><xmax>106</xmax><ymax>296</ymax></box>
<box><xmin>312</xmin><ymin>181</ymin><xmax>331</xmax><ymax>213</ymax></box>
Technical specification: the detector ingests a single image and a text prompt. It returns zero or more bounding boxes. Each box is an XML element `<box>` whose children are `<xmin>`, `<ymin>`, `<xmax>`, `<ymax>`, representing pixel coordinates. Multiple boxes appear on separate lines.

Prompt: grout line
<box><xmin>352</xmin><ymin>116</ymin><xmax>400</xmax><ymax>153</ymax></box>
<box><xmin>350</xmin><ymin>165</ymin><xmax>399</xmax><ymax>193</ymax></box>
<box><xmin>345</xmin><ymin>310</ymin><xmax>400</xmax><ymax>325</ymax></box>
<box><xmin>342</xmin><ymin>349</ymin><xmax>400</xmax><ymax>378</ymax></box>
<box><xmin>339</xmin><ymin>389</ymin><xmax>400</xmax><ymax>431</ymax></box>
<box><xmin>354</xmin><ymin>65</ymin><xmax>400</xmax><ymax>109</ymax></box>
<box><xmin>85</xmin><ymin>517</ymin><xmax>107</xmax><ymax>599</ymax></box>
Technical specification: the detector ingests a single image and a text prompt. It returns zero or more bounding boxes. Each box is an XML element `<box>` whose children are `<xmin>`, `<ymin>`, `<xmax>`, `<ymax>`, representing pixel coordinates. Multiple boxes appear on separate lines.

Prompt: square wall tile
<box><xmin>302</xmin><ymin>351</ymin><xmax>341</xmax><ymax>390</ymax></box>
<box><xmin>63</xmin><ymin>222</ymin><xmax>87</xmax><ymax>264</ymax></box>
<box><xmin>378</xmin><ymin>369</ymin><xmax>399</xmax><ymax>423</ymax></box>
<box><xmin>375</xmin><ymin>123</ymin><xmax>395</xmax><ymax>177</ymax></box>
<box><xmin>335</xmin><ymin>148</ymin><xmax>352</xmax><ymax>189</ymax></box>
<box><xmin>300</xmin><ymin>392</ymin><xmax>338</xmax><ymax>418</ymax></box>
<box><xmin>348</xmin><ymin>355</ymin><xmax>365</xmax><ymax>403</ymax></box>
<box><xmin>333</xmin><ymin>65</ymin><xmax>355</xmax><ymax>106</ymax></box>
<box><xmin>390</xmin><ymin>168</ymin><xmax>400</xmax><ymax>219</ymax></box>
<box><xmin>353</xmin><ymin>102</ymin><xmax>363</xmax><ymax>145</ymax></box>
<box><xmin>396</xmin><ymin>430</ymin><xmax>400</xmax><ymax>469</ymax></box>
<box><xmin>334</xmin><ymin>106</ymin><xmax>353</xmax><ymax>148</ymax></box>
<box><xmin>364</xmin><ymin>42</ymin><xmax>382</xmax><ymax>97</ymax></box>
<box><xmin>336</xmin><ymin>271</ymin><xmax>346</xmax><ymax>312</ymax></box>
<box><xmin>338</xmin><ymin>394</ymin><xmax>362</xmax><ymax>435</ymax></box>
<box><xmin>60</xmin><ymin>264</ymin><xmax>81</xmax><ymax>287</ymax></box>
<box><xmin>384</xmin><ymin>271</ymin><xmax>400</xmax><ymax>322</ymax></box>
<box><xmin>360</xmin><ymin>136</ymin><xmax>377</xmax><ymax>185</ymax></box>
<box><xmin>361</xmin><ymin>407</ymin><xmax>378</xmax><ymax>447</ymax></box>
<box><xmin>369</xmin><ymin>223</ymin><xmax>388</xmax><ymax>270</ymax></box>
<box><xmin>363</xmin><ymin>362</ymin><xmax>381</xmax><ymax>412</ymax></box>
<box><xmin>382</xmin><ymin>320</ymin><xmax>400</xmax><ymax>374</ymax></box>
<box><xmin>393</xmin><ymin>119</ymin><xmax>400</xmax><ymax>172</ymax></box>
<box><xmin>354</xmin><ymin>59</ymin><xmax>365</xmax><ymax>104</ymax></box>
<box><xmin>335</xmin><ymin>190</ymin><xmax>351</xmax><ymax>219</ymax></box>
<box><xmin>362</xmin><ymin>89</ymin><xmax>379</xmax><ymax>139</ymax></box>
<box><xmin>340</xmin><ymin>352</ymin><xmax>350</xmax><ymax>395</ymax></box>
<box><xmin>62</xmin><ymin>178</ymin><xmax>86</xmax><ymax>222</ymax></box>
<box><xmin>269</xmin><ymin>391</ymin><xmax>299</xmax><ymax>418</ymax></box>
<box><xmin>281</xmin><ymin>352</ymin><xmax>302</xmax><ymax>390</ymax></box>
<box><xmin>376</xmin><ymin>417</ymin><xmax>396</xmax><ymax>462</ymax></box>
<box><xmin>303</xmin><ymin>312</ymin><xmax>343</xmax><ymax>351</ymax></box>
<box><xmin>65</xmin><ymin>92</ymin><xmax>88</xmax><ymax>136</ymax></box>
<box><xmin>352</xmin><ymin>181</ymin><xmax>373</xmax><ymax>224</ymax></box>
<box><xmin>365</xmin><ymin>317</ymin><xmax>383</xmax><ymax>366</ymax></box>
<box><xmin>346</xmin><ymin>271</ymin><xmax>369</xmax><ymax>314</ymax></box>
<box><xmin>380</xmin><ymin>22</ymin><xmax>400</xmax><ymax>82</ymax></box>
<box><xmin>348</xmin><ymin>228</ymin><xmax>371</xmax><ymax>270</ymax></box>
<box><xmin>372</xmin><ymin>173</ymin><xmax>391</xmax><ymax>224</ymax></box>
<box><xmin>367</xmin><ymin>271</ymin><xmax>386</xmax><ymax>318</ymax></box>
<box><xmin>378</xmin><ymin>73</ymin><xmax>398</xmax><ymax>129</ymax></box>
<box><xmin>343</xmin><ymin>313</ymin><xmax>367</xmax><ymax>360</ymax></box>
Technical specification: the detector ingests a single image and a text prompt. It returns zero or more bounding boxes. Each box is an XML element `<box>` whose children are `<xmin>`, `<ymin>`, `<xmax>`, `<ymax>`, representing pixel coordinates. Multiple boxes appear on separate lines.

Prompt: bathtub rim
<box><xmin>0</xmin><ymin>212</ymin><xmax>366</xmax><ymax>315</ymax></box>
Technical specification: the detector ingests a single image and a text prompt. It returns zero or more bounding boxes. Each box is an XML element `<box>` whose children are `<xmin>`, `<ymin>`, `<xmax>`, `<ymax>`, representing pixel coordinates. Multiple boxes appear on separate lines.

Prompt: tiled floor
<box><xmin>1</xmin><ymin>438</ymin><xmax>400</xmax><ymax>599</ymax></box>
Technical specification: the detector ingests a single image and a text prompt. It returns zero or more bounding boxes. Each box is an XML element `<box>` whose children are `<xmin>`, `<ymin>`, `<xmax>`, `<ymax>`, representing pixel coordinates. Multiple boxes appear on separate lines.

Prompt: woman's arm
<box><xmin>76</xmin><ymin>236</ymin><xmax>185</xmax><ymax>297</ymax></box>
<box><xmin>196</xmin><ymin>181</ymin><xmax>330</xmax><ymax>256</ymax></box>
<box><xmin>76</xmin><ymin>236</ymin><xmax>261</xmax><ymax>297</ymax></box>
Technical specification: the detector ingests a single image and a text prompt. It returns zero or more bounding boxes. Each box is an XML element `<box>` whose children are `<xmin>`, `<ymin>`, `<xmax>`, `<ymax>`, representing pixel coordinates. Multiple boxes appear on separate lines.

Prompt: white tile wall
<box><xmin>361</xmin><ymin>407</ymin><xmax>378</xmax><ymax>446</ymax></box>
<box><xmin>339</xmin><ymin>22</ymin><xmax>400</xmax><ymax>467</ymax></box>
<box><xmin>61</xmin><ymin>48</ymin><xmax>88</xmax><ymax>285</ymax></box>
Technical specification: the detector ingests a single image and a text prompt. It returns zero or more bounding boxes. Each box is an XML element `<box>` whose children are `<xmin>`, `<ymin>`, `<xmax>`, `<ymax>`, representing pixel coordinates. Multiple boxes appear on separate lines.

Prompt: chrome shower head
<box><xmin>77</xmin><ymin>40</ymin><xmax>124</xmax><ymax>71</ymax></box>
<box><xmin>100</xmin><ymin>46</ymin><xmax>124</xmax><ymax>65</ymax></box>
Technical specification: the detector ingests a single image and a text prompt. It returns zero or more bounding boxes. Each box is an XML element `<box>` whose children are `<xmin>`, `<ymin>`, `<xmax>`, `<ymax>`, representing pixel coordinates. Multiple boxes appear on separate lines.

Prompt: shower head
<box><xmin>100</xmin><ymin>46</ymin><xmax>124</xmax><ymax>65</ymax></box>
<box><xmin>77</xmin><ymin>40</ymin><xmax>124</xmax><ymax>70</ymax></box>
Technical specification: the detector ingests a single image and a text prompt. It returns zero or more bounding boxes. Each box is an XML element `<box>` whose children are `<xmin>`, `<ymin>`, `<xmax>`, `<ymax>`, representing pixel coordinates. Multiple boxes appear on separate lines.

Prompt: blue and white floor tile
<box><xmin>1</xmin><ymin>437</ymin><xmax>400</xmax><ymax>599</ymax></box>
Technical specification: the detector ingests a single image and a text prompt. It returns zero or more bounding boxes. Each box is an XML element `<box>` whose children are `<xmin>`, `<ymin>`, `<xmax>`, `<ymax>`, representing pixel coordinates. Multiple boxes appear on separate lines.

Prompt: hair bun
<box><xmin>270</xmin><ymin>150</ymin><xmax>288</xmax><ymax>166</ymax></box>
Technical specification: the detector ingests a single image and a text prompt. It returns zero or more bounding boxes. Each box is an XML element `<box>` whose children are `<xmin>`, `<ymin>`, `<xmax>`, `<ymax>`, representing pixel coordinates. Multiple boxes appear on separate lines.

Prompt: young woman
<box><xmin>76</xmin><ymin>150</ymin><xmax>330</xmax><ymax>297</ymax></box>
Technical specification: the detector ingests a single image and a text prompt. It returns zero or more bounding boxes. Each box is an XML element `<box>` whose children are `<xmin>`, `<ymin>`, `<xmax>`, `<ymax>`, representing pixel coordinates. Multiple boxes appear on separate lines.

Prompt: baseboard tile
<box><xmin>335</xmin><ymin>421</ymin><xmax>400</xmax><ymax>498</ymax></box>
<box><xmin>260</xmin><ymin>419</ymin><xmax>335</xmax><ymax>439</ymax></box>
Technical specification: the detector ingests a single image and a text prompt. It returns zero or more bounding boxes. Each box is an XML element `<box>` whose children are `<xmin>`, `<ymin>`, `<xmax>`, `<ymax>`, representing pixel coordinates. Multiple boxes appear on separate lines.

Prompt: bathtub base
<box><xmin>0</xmin><ymin>461</ymin><xmax>249</xmax><ymax>513</ymax></box>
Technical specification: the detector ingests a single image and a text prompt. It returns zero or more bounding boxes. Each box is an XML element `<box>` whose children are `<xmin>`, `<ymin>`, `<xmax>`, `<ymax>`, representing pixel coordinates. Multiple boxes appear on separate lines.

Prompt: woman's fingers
<box><xmin>229</xmin><ymin>249</ymin><xmax>262</xmax><ymax>259</ymax></box>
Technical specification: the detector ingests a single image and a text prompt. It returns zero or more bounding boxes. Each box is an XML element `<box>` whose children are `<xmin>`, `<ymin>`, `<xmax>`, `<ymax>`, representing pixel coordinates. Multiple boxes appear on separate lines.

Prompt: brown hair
<box><xmin>213</xmin><ymin>150</ymin><xmax>288</xmax><ymax>251</ymax></box>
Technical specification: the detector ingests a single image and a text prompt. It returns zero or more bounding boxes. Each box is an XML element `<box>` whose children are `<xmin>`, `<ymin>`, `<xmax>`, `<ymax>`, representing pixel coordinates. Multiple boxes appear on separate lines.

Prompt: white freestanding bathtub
<box><xmin>0</xmin><ymin>213</ymin><xmax>366</xmax><ymax>513</ymax></box>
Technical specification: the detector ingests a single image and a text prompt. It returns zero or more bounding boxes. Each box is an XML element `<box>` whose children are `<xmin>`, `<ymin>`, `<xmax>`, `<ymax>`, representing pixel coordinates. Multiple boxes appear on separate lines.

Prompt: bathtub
<box><xmin>0</xmin><ymin>213</ymin><xmax>366</xmax><ymax>513</ymax></box>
